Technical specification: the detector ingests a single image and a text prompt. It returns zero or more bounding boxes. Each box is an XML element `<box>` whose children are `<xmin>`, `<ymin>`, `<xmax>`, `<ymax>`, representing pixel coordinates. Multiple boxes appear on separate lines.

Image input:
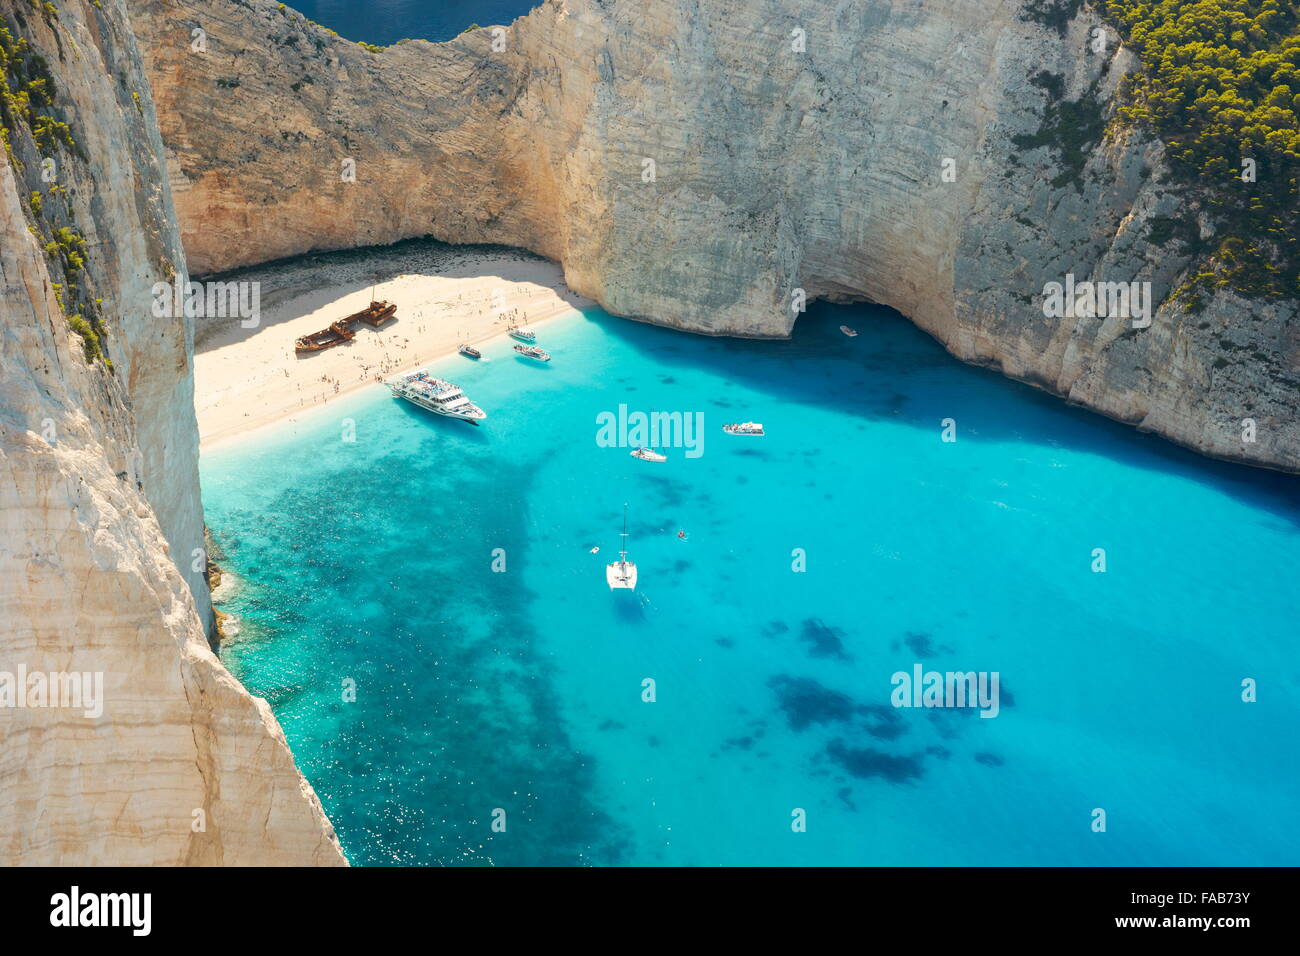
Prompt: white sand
<box><xmin>194</xmin><ymin>244</ymin><xmax>592</xmax><ymax>450</ymax></box>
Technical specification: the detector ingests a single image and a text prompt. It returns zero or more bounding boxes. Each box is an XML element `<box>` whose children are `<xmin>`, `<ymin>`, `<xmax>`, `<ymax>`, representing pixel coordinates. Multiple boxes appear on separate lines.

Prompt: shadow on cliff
<box><xmin>582</xmin><ymin>300</ymin><xmax>1300</xmax><ymax>532</ymax></box>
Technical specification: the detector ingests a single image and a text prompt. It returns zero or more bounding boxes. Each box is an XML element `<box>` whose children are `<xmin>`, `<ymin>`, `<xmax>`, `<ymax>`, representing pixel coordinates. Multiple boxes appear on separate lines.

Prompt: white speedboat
<box><xmin>508</xmin><ymin>326</ymin><xmax>537</xmax><ymax>342</ymax></box>
<box><xmin>723</xmin><ymin>422</ymin><xmax>764</xmax><ymax>436</ymax></box>
<box><xmin>387</xmin><ymin>370</ymin><xmax>487</xmax><ymax>423</ymax></box>
<box><xmin>630</xmin><ymin>447</ymin><xmax>666</xmax><ymax>462</ymax></box>
<box><xmin>840</xmin><ymin>325</ymin><xmax>858</xmax><ymax>337</ymax></box>
<box><xmin>606</xmin><ymin>504</ymin><xmax>638</xmax><ymax>590</ymax></box>
<box><xmin>514</xmin><ymin>344</ymin><xmax>551</xmax><ymax>362</ymax></box>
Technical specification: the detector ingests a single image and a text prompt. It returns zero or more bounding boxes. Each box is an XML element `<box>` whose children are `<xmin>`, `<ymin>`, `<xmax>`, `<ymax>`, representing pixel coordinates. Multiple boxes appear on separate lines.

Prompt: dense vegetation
<box><xmin>1096</xmin><ymin>0</ymin><xmax>1300</xmax><ymax>307</ymax></box>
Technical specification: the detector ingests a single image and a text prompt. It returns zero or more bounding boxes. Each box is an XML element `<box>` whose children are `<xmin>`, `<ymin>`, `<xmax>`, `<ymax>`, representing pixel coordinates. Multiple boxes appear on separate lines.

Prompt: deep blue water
<box><xmin>289</xmin><ymin>0</ymin><xmax>539</xmax><ymax>44</ymax></box>
<box><xmin>201</xmin><ymin>302</ymin><xmax>1300</xmax><ymax>866</ymax></box>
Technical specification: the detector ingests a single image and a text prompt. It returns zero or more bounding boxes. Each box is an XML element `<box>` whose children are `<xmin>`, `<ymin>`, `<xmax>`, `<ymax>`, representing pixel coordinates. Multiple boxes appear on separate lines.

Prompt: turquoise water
<box><xmin>202</xmin><ymin>303</ymin><xmax>1300</xmax><ymax>866</ymax></box>
<box><xmin>289</xmin><ymin>0</ymin><xmax>539</xmax><ymax>44</ymax></box>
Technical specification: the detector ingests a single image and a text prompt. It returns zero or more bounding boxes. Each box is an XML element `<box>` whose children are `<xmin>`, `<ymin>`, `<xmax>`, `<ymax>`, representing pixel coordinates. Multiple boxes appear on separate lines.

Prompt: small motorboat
<box><xmin>458</xmin><ymin>344</ymin><xmax>481</xmax><ymax>359</ymax></box>
<box><xmin>723</xmin><ymin>422</ymin><xmax>765</xmax><ymax>436</ymax></box>
<box><xmin>508</xmin><ymin>326</ymin><xmax>537</xmax><ymax>342</ymax></box>
<box><xmin>295</xmin><ymin>321</ymin><xmax>356</xmax><ymax>353</ymax></box>
<box><xmin>514</xmin><ymin>344</ymin><xmax>551</xmax><ymax>362</ymax></box>
<box><xmin>840</xmin><ymin>325</ymin><xmax>858</xmax><ymax>337</ymax></box>
<box><xmin>630</xmin><ymin>447</ymin><xmax>667</xmax><ymax>463</ymax></box>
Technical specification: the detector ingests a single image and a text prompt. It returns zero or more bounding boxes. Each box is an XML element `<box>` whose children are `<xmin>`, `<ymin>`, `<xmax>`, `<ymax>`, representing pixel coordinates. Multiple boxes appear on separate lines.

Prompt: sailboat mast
<box><xmin>620</xmin><ymin>504</ymin><xmax>628</xmax><ymax>563</ymax></box>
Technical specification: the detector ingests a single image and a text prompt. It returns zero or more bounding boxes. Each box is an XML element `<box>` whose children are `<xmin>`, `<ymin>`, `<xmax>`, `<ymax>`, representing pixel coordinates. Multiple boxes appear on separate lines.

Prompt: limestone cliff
<box><xmin>131</xmin><ymin>0</ymin><xmax>1299</xmax><ymax>472</ymax></box>
<box><xmin>0</xmin><ymin>0</ymin><xmax>344</xmax><ymax>864</ymax></box>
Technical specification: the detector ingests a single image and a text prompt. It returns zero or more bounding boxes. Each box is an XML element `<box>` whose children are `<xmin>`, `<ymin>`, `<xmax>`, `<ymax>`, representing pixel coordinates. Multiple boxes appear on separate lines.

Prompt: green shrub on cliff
<box><xmin>2</xmin><ymin>16</ymin><xmax>111</xmax><ymax>368</ymax></box>
<box><xmin>1097</xmin><ymin>0</ymin><xmax>1300</xmax><ymax>304</ymax></box>
<box><xmin>67</xmin><ymin>313</ymin><xmax>104</xmax><ymax>363</ymax></box>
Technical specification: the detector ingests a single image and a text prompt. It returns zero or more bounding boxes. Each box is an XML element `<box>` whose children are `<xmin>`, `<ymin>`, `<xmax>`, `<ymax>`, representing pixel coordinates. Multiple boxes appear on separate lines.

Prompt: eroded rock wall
<box><xmin>0</xmin><ymin>0</ymin><xmax>344</xmax><ymax>865</ymax></box>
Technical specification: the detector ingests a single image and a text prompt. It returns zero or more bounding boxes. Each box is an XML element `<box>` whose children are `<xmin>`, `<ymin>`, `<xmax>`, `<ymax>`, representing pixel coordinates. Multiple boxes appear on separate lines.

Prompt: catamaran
<box><xmin>387</xmin><ymin>370</ymin><xmax>487</xmax><ymax>423</ymax></box>
<box><xmin>603</xmin><ymin>509</ymin><xmax>634</xmax><ymax>590</ymax></box>
<box><xmin>600</xmin><ymin>509</ymin><xmax>637</xmax><ymax>590</ymax></box>
<box><xmin>630</xmin><ymin>447</ymin><xmax>666</xmax><ymax>462</ymax></box>
<box><xmin>514</xmin><ymin>344</ymin><xmax>551</xmax><ymax>362</ymax></box>
<box><xmin>723</xmin><ymin>422</ymin><xmax>765</xmax><ymax>436</ymax></box>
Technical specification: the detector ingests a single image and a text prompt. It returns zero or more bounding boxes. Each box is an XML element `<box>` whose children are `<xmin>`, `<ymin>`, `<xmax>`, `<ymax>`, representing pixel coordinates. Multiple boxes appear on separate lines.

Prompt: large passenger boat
<box><xmin>387</xmin><ymin>370</ymin><xmax>487</xmax><ymax>423</ymax></box>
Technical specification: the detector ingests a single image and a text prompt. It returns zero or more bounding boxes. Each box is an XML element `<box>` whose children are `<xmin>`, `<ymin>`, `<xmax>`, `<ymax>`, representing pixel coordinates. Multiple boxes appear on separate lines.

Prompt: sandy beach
<box><xmin>194</xmin><ymin>242</ymin><xmax>593</xmax><ymax>450</ymax></box>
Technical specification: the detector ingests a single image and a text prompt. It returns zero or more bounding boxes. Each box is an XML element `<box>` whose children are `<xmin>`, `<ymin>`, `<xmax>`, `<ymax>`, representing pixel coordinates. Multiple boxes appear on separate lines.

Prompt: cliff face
<box><xmin>129</xmin><ymin>0</ymin><xmax>1300</xmax><ymax>473</ymax></box>
<box><xmin>0</xmin><ymin>0</ymin><xmax>343</xmax><ymax>864</ymax></box>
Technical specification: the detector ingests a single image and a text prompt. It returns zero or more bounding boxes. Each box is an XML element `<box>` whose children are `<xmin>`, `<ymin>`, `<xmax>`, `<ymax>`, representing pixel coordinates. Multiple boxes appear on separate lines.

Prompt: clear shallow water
<box><xmin>202</xmin><ymin>303</ymin><xmax>1300</xmax><ymax>866</ymax></box>
<box><xmin>288</xmin><ymin>0</ymin><xmax>539</xmax><ymax>44</ymax></box>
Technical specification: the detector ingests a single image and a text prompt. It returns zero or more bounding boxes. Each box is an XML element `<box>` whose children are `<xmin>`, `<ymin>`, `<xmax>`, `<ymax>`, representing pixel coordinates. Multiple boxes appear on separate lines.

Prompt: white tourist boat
<box><xmin>508</xmin><ymin>326</ymin><xmax>537</xmax><ymax>342</ymax></box>
<box><xmin>723</xmin><ymin>422</ymin><xmax>765</xmax><ymax>436</ymax></box>
<box><xmin>840</xmin><ymin>325</ymin><xmax>858</xmax><ymax>337</ymax></box>
<box><xmin>630</xmin><ymin>447</ymin><xmax>667</xmax><ymax>462</ymax></box>
<box><xmin>606</xmin><ymin>505</ymin><xmax>638</xmax><ymax>590</ymax></box>
<box><xmin>387</xmin><ymin>370</ymin><xmax>487</xmax><ymax>423</ymax></box>
<box><xmin>514</xmin><ymin>344</ymin><xmax>551</xmax><ymax>362</ymax></box>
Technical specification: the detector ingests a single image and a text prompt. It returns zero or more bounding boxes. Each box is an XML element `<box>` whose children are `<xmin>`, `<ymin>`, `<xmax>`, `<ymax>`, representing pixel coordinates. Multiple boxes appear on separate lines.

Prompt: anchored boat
<box><xmin>840</xmin><ymin>325</ymin><xmax>858</xmax><ymax>337</ymax></box>
<box><xmin>295</xmin><ymin>321</ymin><xmax>356</xmax><ymax>353</ymax></box>
<box><xmin>387</xmin><ymin>370</ymin><xmax>487</xmax><ymax>423</ymax></box>
<box><xmin>508</xmin><ymin>326</ymin><xmax>537</xmax><ymax>342</ymax></box>
<box><xmin>723</xmin><ymin>422</ymin><xmax>765</xmax><ymax>436</ymax></box>
<box><xmin>630</xmin><ymin>447</ymin><xmax>666</xmax><ymax>462</ymax></box>
<box><xmin>458</xmin><ymin>344</ymin><xmax>482</xmax><ymax>359</ymax></box>
<box><xmin>514</xmin><ymin>344</ymin><xmax>551</xmax><ymax>362</ymax></box>
<box><xmin>605</xmin><ymin>505</ymin><xmax>638</xmax><ymax>590</ymax></box>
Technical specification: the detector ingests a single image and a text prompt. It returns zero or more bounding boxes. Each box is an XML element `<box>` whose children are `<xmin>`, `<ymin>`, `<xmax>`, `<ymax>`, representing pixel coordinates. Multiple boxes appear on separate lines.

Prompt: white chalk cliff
<box><xmin>0</xmin><ymin>0</ymin><xmax>343</xmax><ymax>864</ymax></box>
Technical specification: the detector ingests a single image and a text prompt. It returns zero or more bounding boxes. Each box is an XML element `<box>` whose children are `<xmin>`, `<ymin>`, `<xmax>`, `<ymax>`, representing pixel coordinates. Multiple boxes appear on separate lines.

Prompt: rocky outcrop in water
<box><xmin>129</xmin><ymin>0</ymin><xmax>1300</xmax><ymax>473</ymax></box>
<box><xmin>0</xmin><ymin>0</ymin><xmax>344</xmax><ymax>864</ymax></box>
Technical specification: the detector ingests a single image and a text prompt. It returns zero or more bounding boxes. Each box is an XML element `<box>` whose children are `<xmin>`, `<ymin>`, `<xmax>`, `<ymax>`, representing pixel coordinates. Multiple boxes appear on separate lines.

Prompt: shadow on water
<box><xmin>611</xmin><ymin>591</ymin><xmax>649</xmax><ymax>624</ymax></box>
<box><xmin>391</xmin><ymin>399</ymin><xmax>494</xmax><ymax>442</ymax></box>
<box><xmin>580</xmin><ymin>302</ymin><xmax>1300</xmax><ymax>530</ymax></box>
